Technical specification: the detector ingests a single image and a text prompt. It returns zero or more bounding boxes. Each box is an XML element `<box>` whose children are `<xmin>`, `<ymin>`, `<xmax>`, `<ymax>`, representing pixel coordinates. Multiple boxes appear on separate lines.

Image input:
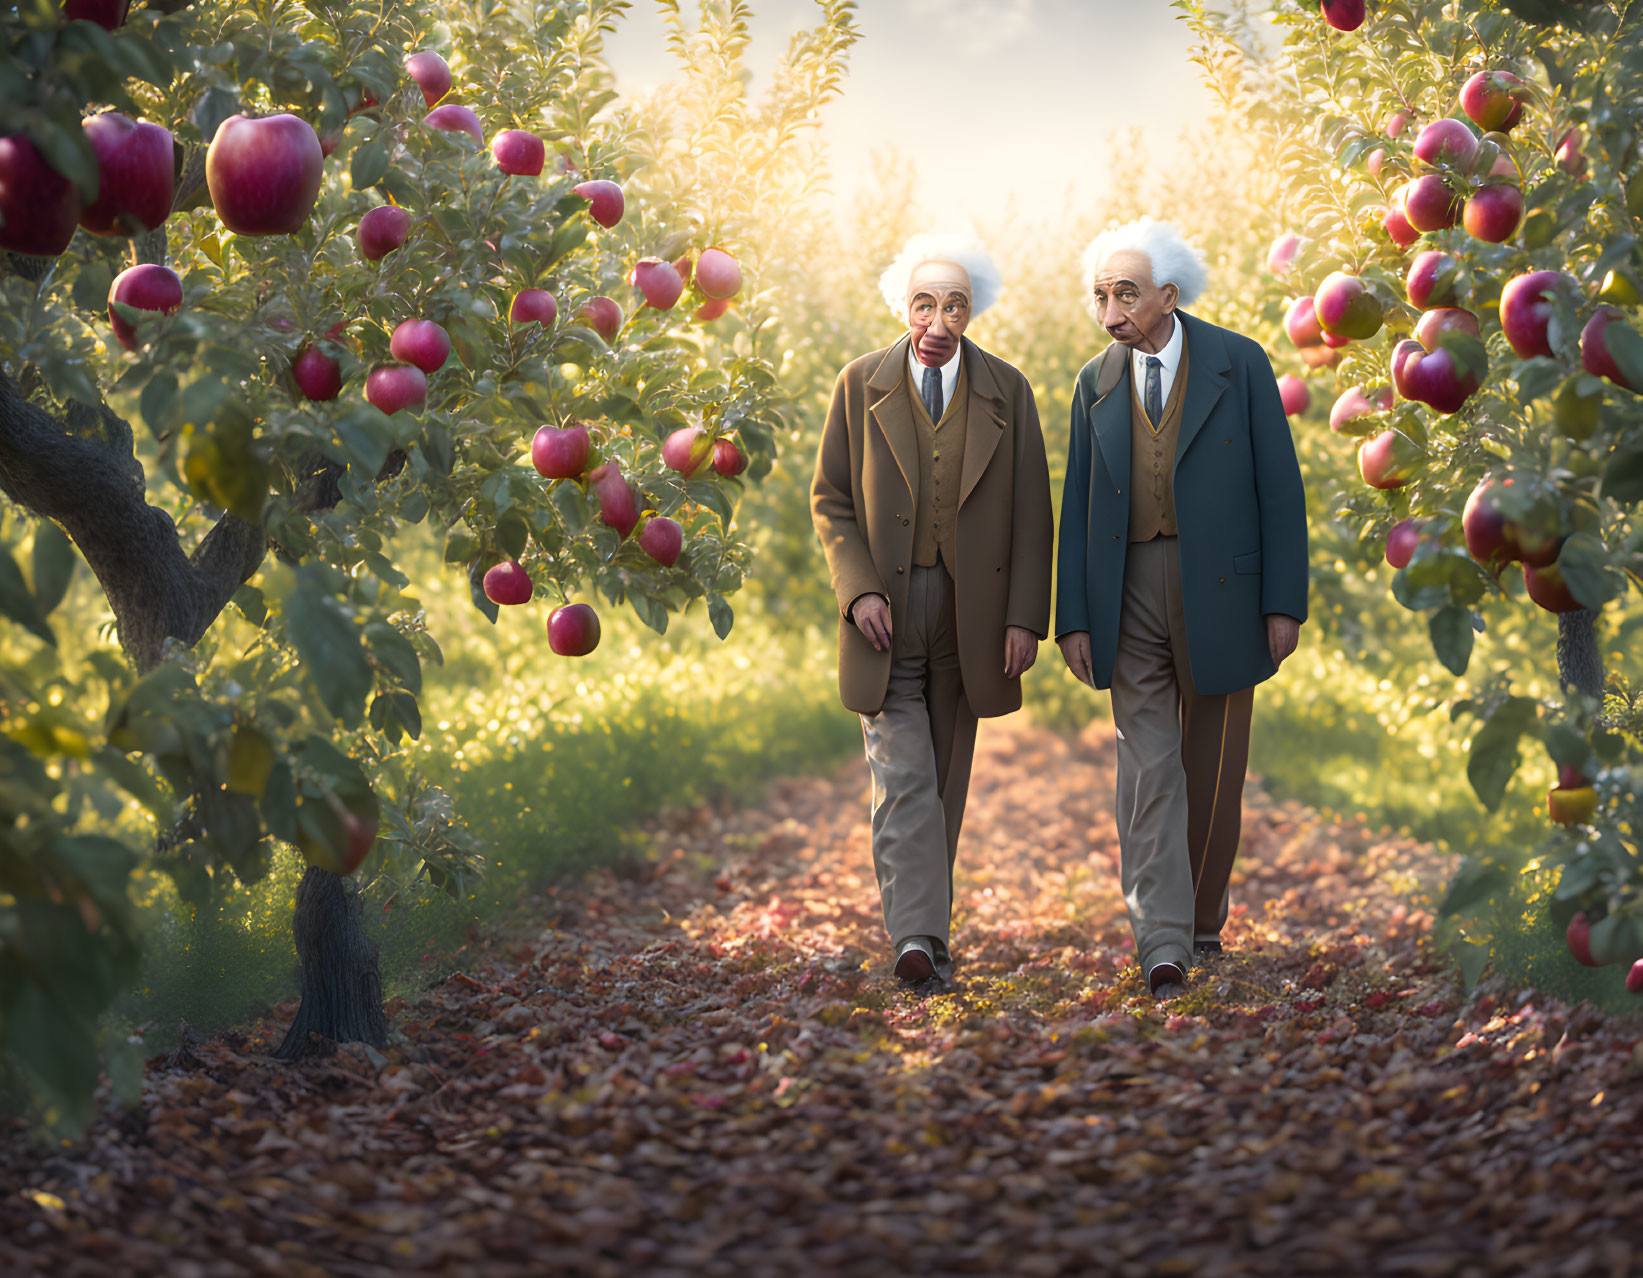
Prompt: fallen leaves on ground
<box><xmin>4</xmin><ymin>720</ymin><xmax>1642</xmax><ymax>1276</ymax></box>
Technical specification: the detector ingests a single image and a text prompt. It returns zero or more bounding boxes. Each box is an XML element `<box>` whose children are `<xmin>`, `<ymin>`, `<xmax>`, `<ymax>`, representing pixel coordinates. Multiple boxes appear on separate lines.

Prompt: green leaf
<box><xmin>4</xmin><ymin>984</ymin><xmax>100</xmax><ymax>1130</ymax></box>
<box><xmin>284</xmin><ymin>582</ymin><xmax>373</xmax><ymax>725</ymax></box>
<box><xmin>1600</xmin><ymin>443</ymin><xmax>1643</xmax><ymax>503</ymax></box>
<box><xmin>192</xmin><ymin>87</ymin><xmax>239</xmax><ymax>145</ymax></box>
<box><xmin>1465</xmin><ymin>697</ymin><xmax>1539</xmax><ymax>812</ymax></box>
<box><xmin>30</xmin><ymin>115</ymin><xmax>99</xmax><ymax>202</ymax></box>
<box><xmin>1455</xmin><ymin>939</ymin><xmax>1490</xmax><ymax>992</ymax></box>
<box><xmin>1428</xmin><ymin>605</ymin><xmax>1474</xmax><ymax>676</ymax></box>
<box><xmin>364</xmin><ymin>621</ymin><xmax>422</xmax><ymax>694</ymax></box>
<box><xmin>443</xmin><ymin>526</ymin><xmax>480</xmax><ymax>564</ymax></box>
<box><xmin>468</xmin><ymin>559</ymin><xmax>499</xmax><ymax>624</ymax></box>
<box><xmin>30</xmin><ymin>522</ymin><xmax>76</xmax><ymax>616</ymax></box>
<box><xmin>707</xmin><ymin>593</ymin><xmax>734</xmax><ymax>640</ymax></box>
<box><xmin>1556</xmin><ymin>533</ymin><xmax>1615</xmax><ymax>610</ymax></box>
<box><xmin>496</xmin><ymin>512</ymin><xmax>529</xmax><ymax>560</ymax></box>
<box><xmin>231</xmin><ymin>584</ymin><xmax>267</xmax><ymax>626</ymax></box>
<box><xmin>1543</xmin><ymin>722</ymin><xmax>1590</xmax><ymax>771</ymax></box>
<box><xmin>390</xmin><ymin>690</ymin><xmax>421</xmax><ymax>740</ymax></box>
<box><xmin>335</xmin><ymin>405</ymin><xmax>392</xmax><ymax>476</ymax></box>
<box><xmin>140</xmin><ymin>369</ymin><xmax>180</xmax><ymax>433</ymax></box>
<box><xmin>0</xmin><ymin>545</ymin><xmax>56</xmax><ymax>645</ymax></box>
<box><xmin>70</xmin><ymin>258</ymin><xmax>113</xmax><ymax>313</ymax></box>
<box><xmin>1604</xmin><ymin>319</ymin><xmax>1643</xmax><ymax>394</ymax></box>
<box><xmin>350</xmin><ymin>137</ymin><xmax>389</xmax><ymax>190</ymax></box>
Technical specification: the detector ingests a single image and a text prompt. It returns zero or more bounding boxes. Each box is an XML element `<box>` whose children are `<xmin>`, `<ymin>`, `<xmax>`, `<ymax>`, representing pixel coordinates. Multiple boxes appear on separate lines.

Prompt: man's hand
<box><xmin>850</xmin><ymin>593</ymin><xmax>892</xmax><ymax>652</ymax></box>
<box><xmin>1266</xmin><ymin>613</ymin><xmax>1301</xmax><ymax>668</ymax></box>
<box><xmin>1004</xmin><ymin>626</ymin><xmax>1039</xmax><ymax>679</ymax></box>
<box><xmin>1057</xmin><ymin>631</ymin><xmax>1093</xmax><ymax>686</ymax></box>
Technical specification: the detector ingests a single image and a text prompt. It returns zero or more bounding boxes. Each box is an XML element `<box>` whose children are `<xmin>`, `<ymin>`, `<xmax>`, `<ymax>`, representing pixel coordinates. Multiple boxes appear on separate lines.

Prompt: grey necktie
<box><xmin>921</xmin><ymin>363</ymin><xmax>943</xmax><ymax>424</ymax></box>
<box><xmin>1144</xmin><ymin>355</ymin><xmax>1163</xmax><ymax>429</ymax></box>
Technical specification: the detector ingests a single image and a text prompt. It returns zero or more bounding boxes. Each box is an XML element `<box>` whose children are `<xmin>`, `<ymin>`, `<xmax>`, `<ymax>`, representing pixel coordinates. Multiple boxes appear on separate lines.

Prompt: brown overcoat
<box><xmin>811</xmin><ymin>334</ymin><xmax>1053</xmax><ymax>717</ymax></box>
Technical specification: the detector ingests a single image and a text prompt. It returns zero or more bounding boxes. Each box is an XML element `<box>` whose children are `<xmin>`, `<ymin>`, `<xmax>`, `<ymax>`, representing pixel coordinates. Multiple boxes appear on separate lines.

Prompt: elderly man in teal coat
<box><xmin>1055</xmin><ymin>217</ymin><xmax>1308</xmax><ymax>1001</ymax></box>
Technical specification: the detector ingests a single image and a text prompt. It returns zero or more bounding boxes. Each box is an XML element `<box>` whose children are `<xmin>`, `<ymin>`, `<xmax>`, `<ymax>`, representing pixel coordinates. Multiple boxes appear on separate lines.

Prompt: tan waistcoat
<box><xmin>1127</xmin><ymin>341</ymin><xmax>1191</xmax><ymax>542</ymax></box>
<box><xmin>906</xmin><ymin>358</ymin><xmax>968</xmax><ymax>569</ymax></box>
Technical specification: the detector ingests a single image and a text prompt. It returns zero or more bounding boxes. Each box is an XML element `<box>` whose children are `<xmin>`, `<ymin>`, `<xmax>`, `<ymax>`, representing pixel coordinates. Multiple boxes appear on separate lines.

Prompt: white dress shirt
<box><xmin>909</xmin><ymin>341</ymin><xmax>962</xmax><ymax>416</ymax></box>
<box><xmin>1130</xmin><ymin>314</ymin><xmax>1185</xmax><ymax>413</ymax></box>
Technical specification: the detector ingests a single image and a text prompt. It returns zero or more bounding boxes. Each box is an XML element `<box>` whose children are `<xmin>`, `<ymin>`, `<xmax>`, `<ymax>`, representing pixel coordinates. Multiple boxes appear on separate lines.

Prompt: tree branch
<box><xmin>0</xmin><ymin>370</ymin><xmax>268</xmax><ymax>672</ymax></box>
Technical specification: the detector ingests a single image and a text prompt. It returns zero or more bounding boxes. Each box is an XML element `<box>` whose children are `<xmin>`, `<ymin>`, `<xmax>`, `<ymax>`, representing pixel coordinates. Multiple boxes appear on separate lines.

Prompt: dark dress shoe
<box><xmin>1149</xmin><ymin>961</ymin><xmax>1188</xmax><ymax>1002</ymax></box>
<box><xmin>894</xmin><ymin>937</ymin><xmax>936</xmax><ymax>983</ymax></box>
<box><xmin>1194</xmin><ymin>939</ymin><xmax>1224</xmax><ymax>957</ymax></box>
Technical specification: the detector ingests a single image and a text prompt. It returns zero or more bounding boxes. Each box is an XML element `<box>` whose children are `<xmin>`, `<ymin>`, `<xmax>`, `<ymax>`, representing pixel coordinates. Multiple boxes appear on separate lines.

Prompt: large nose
<box><xmin>927</xmin><ymin>309</ymin><xmax>949</xmax><ymax>337</ymax></box>
<box><xmin>1101</xmin><ymin>293</ymin><xmax>1126</xmax><ymax>327</ymax></box>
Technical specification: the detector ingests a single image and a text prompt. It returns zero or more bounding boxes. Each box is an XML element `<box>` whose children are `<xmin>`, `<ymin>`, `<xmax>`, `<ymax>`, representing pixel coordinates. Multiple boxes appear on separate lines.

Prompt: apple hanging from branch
<box><xmin>205</xmin><ymin>113</ymin><xmax>325</xmax><ymax>236</ymax></box>
<box><xmin>548</xmin><ymin>603</ymin><xmax>601</xmax><ymax>656</ymax></box>
<box><xmin>405</xmin><ymin>51</ymin><xmax>452</xmax><ymax>108</ymax></box>
<box><xmin>482</xmin><ymin>561</ymin><xmax>533</xmax><ymax>605</ymax></box>
<box><xmin>424</xmin><ymin>105</ymin><xmax>484</xmax><ymax>148</ymax></box>
<box><xmin>510</xmin><ymin>289</ymin><xmax>557</xmax><ymax>325</ymax></box>
<box><xmin>638</xmin><ymin>516</ymin><xmax>683</xmax><ymax>567</ymax></box>
<box><xmin>107</xmin><ymin>264</ymin><xmax>183</xmax><ymax>351</ymax></box>
<box><xmin>491</xmin><ymin>129</ymin><xmax>545</xmax><ymax>176</ymax></box>
<box><xmin>365</xmin><ymin>363</ymin><xmax>427</xmax><ymax>415</ymax></box>
<box><xmin>572</xmin><ymin>179</ymin><xmax>624</xmax><ymax>228</ymax></box>
<box><xmin>0</xmin><ymin>133</ymin><xmax>82</xmax><ymax>256</ymax></box>
<box><xmin>80</xmin><ymin>112</ymin><xmax>175</xmax><ymax>235</ymax></box>
<box><xmin>389</xmin><ymin>319</ymin><xmax>451</xmax><ymax>374</ymax></box>
<box><xmin>531</xmin><ymin>423</ymin><xmax>589</xmax><ymax>479</ymax></box>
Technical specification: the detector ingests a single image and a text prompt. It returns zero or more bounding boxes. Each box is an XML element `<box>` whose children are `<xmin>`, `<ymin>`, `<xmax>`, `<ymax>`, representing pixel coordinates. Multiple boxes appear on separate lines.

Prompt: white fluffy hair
<box><xmin>1080</xmin><ymin>216</ymin><xmax>1208</xmax><ymax>312</ymax></box>
<box><xmin>877</xmin><ymin>233</ymin><xmax>1002</xmax><ymax>320</ymax></box>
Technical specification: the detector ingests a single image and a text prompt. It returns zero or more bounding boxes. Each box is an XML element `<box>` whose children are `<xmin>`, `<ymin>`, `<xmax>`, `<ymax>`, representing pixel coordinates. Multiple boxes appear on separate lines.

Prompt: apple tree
<box><xmin>1183</xmin><ymin>0</ymin><xmax>1643</xmax><ymax>987</ymax></box>
<box><xmin>0</xmin><ymin>0</ymin><xmax>853</xmax><ymax>1121</ymax></box>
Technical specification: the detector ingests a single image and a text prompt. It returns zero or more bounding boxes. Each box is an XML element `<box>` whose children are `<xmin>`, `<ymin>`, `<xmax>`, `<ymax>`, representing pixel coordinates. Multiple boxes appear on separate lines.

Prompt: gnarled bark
<box><xmin>1556</xmin><ymin>609</ymin><xmax>1604</xmax><ymax>704</ymax></box>
<box><xmin>273</xmin><ymin>867</ymin><xmax>388</xmax><ymax>1060</ymax></box>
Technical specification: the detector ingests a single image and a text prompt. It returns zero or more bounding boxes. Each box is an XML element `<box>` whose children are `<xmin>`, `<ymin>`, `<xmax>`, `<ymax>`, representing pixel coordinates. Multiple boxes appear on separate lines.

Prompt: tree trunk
<box><xmin>1556</xmin><ymin>609</ymin><xmax>1604</xmax><ymax>703</ymax></box>
<box><xmin>273</xmin><ymin>867</ymin><xmax>388</xmax><ymax>1060</ymax></box>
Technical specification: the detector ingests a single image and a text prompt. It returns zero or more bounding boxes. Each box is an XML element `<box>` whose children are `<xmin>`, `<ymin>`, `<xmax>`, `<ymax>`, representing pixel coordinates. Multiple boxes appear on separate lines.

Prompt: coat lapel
<box><xmin>1088</xmin><ymin>341</ymin><xmax>1131</xmax><ymax>486</ymax></box>
<box><xmin>958</xmin><ymin>336</ymin><xmax>1006</xmax><ymax>508</ymax></box>
<box><xmin>1173</xmin><ymin>311</ymin><xmax>1229</xmax><ymax>468</ymax></box>
<box><xmin>866</xmin><ymin>334</ymin><xmax>918</xmax><ymax>497</ymax></box>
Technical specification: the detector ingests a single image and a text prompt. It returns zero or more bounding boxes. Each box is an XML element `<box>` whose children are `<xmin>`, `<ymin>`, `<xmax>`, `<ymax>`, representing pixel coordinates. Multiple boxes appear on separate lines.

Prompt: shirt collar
<box><xmin>1130</xmin><ymin>313</ymin><xmax>1184</xmax><ymax>377</ymax></box>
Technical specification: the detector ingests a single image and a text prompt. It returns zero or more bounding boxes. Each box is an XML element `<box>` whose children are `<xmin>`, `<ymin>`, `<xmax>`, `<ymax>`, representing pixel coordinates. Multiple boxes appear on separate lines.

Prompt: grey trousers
<box><xmin>1112</xmin><ymin>537</ymin><xmax>1253</xmax><ymax>982</ymax></box>
<box><xmin>861</xmin><ymin>563</ymin><xmax>979</xmax><ymax>949</ymax></box>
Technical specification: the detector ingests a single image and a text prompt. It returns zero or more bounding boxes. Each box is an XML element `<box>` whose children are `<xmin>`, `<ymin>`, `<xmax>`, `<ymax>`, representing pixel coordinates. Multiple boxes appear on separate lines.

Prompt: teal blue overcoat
<box><xmin>1053</xmin><ymin>311</ymin><xmax>1309</xmax><ymax>696</ymax></box>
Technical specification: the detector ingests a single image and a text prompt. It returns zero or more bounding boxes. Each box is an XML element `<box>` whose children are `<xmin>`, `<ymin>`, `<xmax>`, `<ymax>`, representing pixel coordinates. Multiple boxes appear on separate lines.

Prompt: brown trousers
<box><xmin>860</xmin><ymin>563</ymin><xmax>979</xmax><ymax>948</ymax></box>
<box><xmin>1110</xmin><ymin>537</ymin><xmax>1253</xmax><ymax>979</ymax></box>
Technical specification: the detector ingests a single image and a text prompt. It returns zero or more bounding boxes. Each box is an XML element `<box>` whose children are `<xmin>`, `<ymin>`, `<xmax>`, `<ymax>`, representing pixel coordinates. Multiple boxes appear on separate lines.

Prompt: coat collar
<box><xmin>1087</xmin><ymin>311</ymin><xmax>1230</xmax><ymax>475</ymax></box>
<box><xmin>867</xmin><ymin>335</ymin><xmax>1007</xmax><ymax>506</ymax></box>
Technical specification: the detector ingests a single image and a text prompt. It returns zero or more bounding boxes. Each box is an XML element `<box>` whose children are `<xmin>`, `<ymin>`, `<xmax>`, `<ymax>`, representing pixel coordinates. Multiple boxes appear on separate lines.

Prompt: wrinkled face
<box><xmin>905</xmin><ymin>259</ymin><xmax>972</xmax><ymax>367</ymax></box>
<box><xmin>1091</xmin><ymin>248</ymin><xmax>1178</xmax><ymax>351</ymax></box>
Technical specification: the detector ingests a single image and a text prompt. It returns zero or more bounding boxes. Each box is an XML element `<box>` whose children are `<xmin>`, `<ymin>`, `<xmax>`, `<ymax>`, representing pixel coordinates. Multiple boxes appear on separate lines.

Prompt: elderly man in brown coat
<box><xmin>812</xmin><ymin>234</ymin><xmax>1053</xmax><ymax>986</ymax></box>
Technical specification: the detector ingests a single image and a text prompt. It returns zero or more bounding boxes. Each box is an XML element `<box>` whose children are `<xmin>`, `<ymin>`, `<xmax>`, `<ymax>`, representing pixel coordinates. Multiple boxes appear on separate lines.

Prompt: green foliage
<box><xmin>0</xmin><ymin>0</ymin><xmax>858</xmax><ymax>1124</ymax></box>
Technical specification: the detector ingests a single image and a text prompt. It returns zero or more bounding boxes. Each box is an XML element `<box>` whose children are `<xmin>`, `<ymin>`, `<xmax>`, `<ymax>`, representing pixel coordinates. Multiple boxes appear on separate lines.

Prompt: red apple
<box><xmin>205</xmin><ymin>113</ymin><xmax>323</xmax><ymax>236</ymax></box>
<box><xmin>357</xmin><ymin>204</ymin><xmax>411</xmax><ymax>260</ymax></box>
<box><xmin>630</xmin><ymin>257</ymin><xmax>685</xmax><ymax>310</ymax></box>
<box><xmin>1277</xmin><ymin>374</ymin><xmax>1309</xmax><ymax>417</ymax></box>
<box><xmin>1462</xmin><ymin>183</ymin><xmax>1523</xmax><ymax>243</ymax></box>
<box><xmin>1402</xmin><ymin>174</ymin><xmax>1461</xmax><ymax>232</ymax></box>
<box><xmin>1557</xmin><ymin>764</ymin><xmax>1585</xmax><ymax>791</ymax></box>
<box><xmin>106</xmin><ymin>264</ymin><xmax>182</xmax><ymax>351</ymax></box>
<box><xmin>531</xmin><ymin>423</ymin><xmax>590</xmax><ymax>479</ymax></box>
<box><xmin>638</xmin><ymin>516</ymin><xmax>683</xmax><ymax>567</ymax></box>
<box><xmin>1357</xmin><ymin>429</ymin><xmax>1419</xmax><ymax>490</ymax></box>
<box><xmin>1366</xmin><ymin>147</ymin><xmax>1388</xmax><ymax>178</ymax></box>
<box><xmin>1566</xmin><ymin>912</ymin><xmax>1597</xmax><ymax>965</ymax></box>
<box><xmin>1320</xmin><ymin>0</ymin><xmax>1364</xmax><ymax>31</ymax></box>
<box><xmin>0</xmin><ymin>134</ymin><xmax>82</xmax><ymax>256</ymax></box>
<box><xmin>1413</xmin><ymin>118</ymin><xmax>1479</xmax><ymax>169</ymax></box>
<box><xmin>1628</xmin><ymin>958</ymin><xmax>1643</xmax><ymax>995</ymax></box>
<box><xmin>389</xmin><ymin>319</ymin><xmax>450</xmax><ymax>374</ymax></box>
<box><xmin>695</xmin><ymin>298</ymin><xmax>731</xmax><ymax>322</ymax></box>
<box><xmin>588</xmin><ymin>461</ymin><xmax>639</xmax><ymax>538</ymax></box>
<box><xmin>1329</xmin><ymin>385</ymin><xmax>1394</xmax><ymax>434</ymax></box>
<box><xmin>293</xmin><ymin>345</ymin><xmax>342</xmax><ymax>401</ymax></box>
<box><xmin>672</xmin><ymin>253</ymin><xmax>694</xmax><ymax>285</ymax></box>
<box><xmin>425</xmin><ymin>104</ymin><xmax>483</xmax><ymax>147</ymax></box>
<box><xmin>1284</xmin><ymin>295</ymin><xmax>1324</xmax><ymax>348</ymax></box>
<box><xmin>1385</xmin><ymin>518</ymin><xmax>1422</xmax><ymax>569</ymax></box>
<box><xmin>1299</xmin><ymin>344</ymin><xmax>1342</xmax><ymax>370</ymax></box>
<box><xmin>1314</xmin><ymin>271</ymin><xmax>1383</xmax><ymax>340</ymax></box>
<box><xmin>79</xmin><ymin>113</ymin><xmax>174</xmax><ymax>235</ymax></box>
<box><xmin>1266</xmin><ymin>232</ymin><xmax>1302</xmax><ymax>276</ymax></box>
<box><xmin>1548</xmin><ymin>784</ymin><xmax>1599</xmax><ymax>826</ymax></box>
<box><xmin>491</xmin><ymin>128</ymin><xmax>544</xmax><ymax>176</ymax></box>
<box><xmin>63</xmin><ymin>0</ymin><xmax>129</xmax><ymax>27</ymax></box>
<box><xmin>1405</xmin><ymin>251</ymin><xmax>1458</xmax><ymax>310</ymax></box>
<box><xmin>548</xmin><ymin>603</ymin><xmax>601</xmax><ymax>656</ymax></box>
<box><xmin>1524</xmin><ymin>560</ymin><xmax>1582</xmax><ymax>613</ymax></box>
<box><xmin>662</xmin><ymin>425</ymin><xmax>712</xmax><ymax>478</ymax></box>
<box><xmin>1381</xmin><ymin>194</ymin><xmax>1420</xmax><ymax>249</ymax></box>
<box><xmin>1500</xmin><ymin>271</ymin><xmax>1575</xmax><ymax>359</ymax></box>
<box><xmin>1463</xmin><ymin>479</ymin><xmax>1516</xmax><ymax>569</ymax></box>
<box><xmin>578</xmin><ymin>296</ymin><xmax>623</xmax><ymax>344</ymax></box>
<box><xmin>1392</xmin><ymin>337</ymin><xmax>1480</xmax><ymax>414</ymax></box>
<box><xmin>365</xmin><ymin>363</ymin><xmax>426</xmax><ymax>415</ymax></box>
<box><xmin>712</xmin><ymin>437</ymin><xmax>747</xmax><ymax>478</ymax></box>
<box><xmin>1460</xmin><ymin>70</ymin><xmax>1529</xmax><ymax>132</ymax></box>
<box><xmin>572</xmin><ymin>179</ymin><xmax>624</xmax><ymax>228</ymax></box>
<box><xmin>404</xmin><ymin>51</ymin><xmax>452</xmax><ymax>109</ymax></box>
<box><xmin>1580</xmin><ymin>307</ymin><xmax>1640</xmax><ymax>393</ymax></box>
<box><xmin>482</xmin><ymin>560</ymin><xmax>533</xmax><ymax>605</ymax></box>
<box><xmin>1555</xmin><ymin>128</ymin><xmax>1587</xmax><ymax>179</ymax></box>
<box><xmin>511</xmin><ymin>288</ymin><xmax>557</xmax><ymax>325</ymax></box>
<box><xmin>695</xmin><ymin>247</ymin><xmax>743</xmax><ymax>300</ymax></box>
<box><xmin>1412</xmin><ymin>305</ymin><xmax>1480</xmax><ymax>350</ymax></box>
<box><xmin>1386</xmin><ymin>111</ymin><xmax>1410</xmax><ymax>139</ymax></box>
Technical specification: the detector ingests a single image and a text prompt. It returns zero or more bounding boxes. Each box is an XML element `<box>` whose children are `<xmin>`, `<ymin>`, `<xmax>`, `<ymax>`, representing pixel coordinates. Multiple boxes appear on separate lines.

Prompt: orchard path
<box><xmin>5</xmin><ymin>719</ymin><xmax>1643</xmax><ymax>1277</ymax></box>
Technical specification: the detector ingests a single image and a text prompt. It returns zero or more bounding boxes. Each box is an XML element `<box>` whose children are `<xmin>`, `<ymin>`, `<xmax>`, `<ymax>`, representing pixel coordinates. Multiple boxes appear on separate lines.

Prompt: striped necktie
<box><xmin>1144</xmin><ymin>355</ymin><xmax>1163</xmax><ymax>429</ymax></box>
<box><xmin>921</xmin><ymin>363</ymin><xmax>943</xmax><ymax>424</ymax></box>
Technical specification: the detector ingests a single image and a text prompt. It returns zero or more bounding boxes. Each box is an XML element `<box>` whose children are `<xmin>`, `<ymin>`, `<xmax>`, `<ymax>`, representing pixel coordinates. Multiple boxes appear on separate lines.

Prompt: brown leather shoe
<box><xmin>894</xmin><ymin>937</ymin><xmax>937</xmax><ymax>983</ymax></box>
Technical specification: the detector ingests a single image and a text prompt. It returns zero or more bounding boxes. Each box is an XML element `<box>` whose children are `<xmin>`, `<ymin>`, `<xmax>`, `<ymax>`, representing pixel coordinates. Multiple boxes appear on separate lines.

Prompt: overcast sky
<box><xmin>602</xmin><ymin>0</ymin><xmax>1242</xmax><ymax>230</ymax></box>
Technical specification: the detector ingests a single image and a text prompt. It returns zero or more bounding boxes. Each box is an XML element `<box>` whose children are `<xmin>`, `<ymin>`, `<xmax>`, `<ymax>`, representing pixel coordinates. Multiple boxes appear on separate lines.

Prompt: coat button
<box><xmin>902</xmin><ymin>517</ymin><xmax>909</xmax><ymax>526</ymax></box>
<box><xmin>1112</xmin><ymin>534</ymin><xmax>1120</xmax><ymax>541</ymax></box>
<box><xmin>896</xmin><ymin>566</ymin><xmax>905</xmax><ymax>574</ymax></box>
<box><xmin>1219</xmin><ymin>576</ymin><xmax>1226</xmax><ymax>583</ymax></box>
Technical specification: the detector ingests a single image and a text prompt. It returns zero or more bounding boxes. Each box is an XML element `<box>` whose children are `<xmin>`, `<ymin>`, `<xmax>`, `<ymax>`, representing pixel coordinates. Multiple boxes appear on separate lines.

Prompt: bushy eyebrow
<box><xmin>1093</xmin><ymin>278</ymin><xmax>1141</xmax><ymax>291</ymax></box>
